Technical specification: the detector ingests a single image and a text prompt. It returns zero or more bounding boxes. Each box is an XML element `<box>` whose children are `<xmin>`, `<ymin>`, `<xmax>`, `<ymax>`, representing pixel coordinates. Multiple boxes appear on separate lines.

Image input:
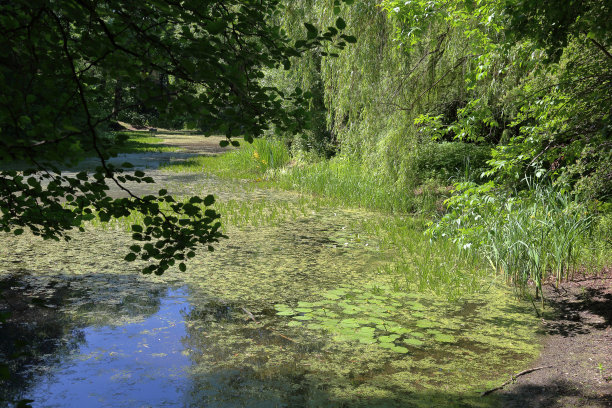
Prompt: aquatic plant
<box><xmin>275</xmin><ymin>156</ymin><xmax>448</xmax><ymax>215</ymax></box>
<box><xmin>275</xmin><ymin>285</ymin><xmax>458</xmax><ymax>354</ymax></box>
<box><xmin>429</xmin><ymin>181</ymin><xmax>595</xmax><ymax>305</ymax></box>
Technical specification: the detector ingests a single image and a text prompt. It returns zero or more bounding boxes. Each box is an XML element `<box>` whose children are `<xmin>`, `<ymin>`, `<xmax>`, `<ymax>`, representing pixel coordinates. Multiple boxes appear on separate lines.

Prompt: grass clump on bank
<box><xmin>161</xmin><ymin>137</ymin><xmax>290</xmax><ymax>179</ymax></box>
<box><xmin>275</xmin><ymin>157</ymin><xmax>447</xmax><ymax>214</ymax></box>
<box><xmin>428</xmin><ymin>181</ymin><xmax>611</xmax><ymax>307</ymax></box>
<box><xmin>275</xmin><ymin>141</ymin><xmax>490</xmax><ymax>216</ymax></box>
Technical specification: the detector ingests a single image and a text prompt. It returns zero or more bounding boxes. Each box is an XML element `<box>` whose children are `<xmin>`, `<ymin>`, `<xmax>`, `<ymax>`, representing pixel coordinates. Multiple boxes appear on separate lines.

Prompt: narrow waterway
<box><xmin>0</xmin><ymin>133</ymin><xmax>540</xmax><ymax>407</ymax></box>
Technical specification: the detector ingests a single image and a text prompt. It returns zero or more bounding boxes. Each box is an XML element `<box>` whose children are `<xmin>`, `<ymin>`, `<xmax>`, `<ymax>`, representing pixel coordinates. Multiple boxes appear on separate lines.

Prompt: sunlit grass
<box><xmin>275</xmin><ymin>157</ymin><xmax>449</xmax><ymax>215</ymax></box>
<box><xmin>160</xmin><ymin>137</ymin><xmax>290</xmax><ymax>179</ymax></box>
<box><xmin>107</xmin><ymin>131</ymin><xmax>181</xmax><ymax>154</ymax></box>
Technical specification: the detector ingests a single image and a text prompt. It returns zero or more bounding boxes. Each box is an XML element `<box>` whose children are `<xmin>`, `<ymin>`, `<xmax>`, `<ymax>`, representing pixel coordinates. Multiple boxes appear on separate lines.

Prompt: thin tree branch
<box><xmin>589</xmin><ymin>38</ymin><xmax>612</xmax><ymax>61</ymax></box>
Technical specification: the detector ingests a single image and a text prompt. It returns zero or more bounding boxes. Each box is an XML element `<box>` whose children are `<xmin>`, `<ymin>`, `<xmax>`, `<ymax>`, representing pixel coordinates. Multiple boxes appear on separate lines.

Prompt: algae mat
<box><xmin>0</xmin><ymin>204</ymin><xmax>540</xmax><ymax>407</ymax></box>
<box><xmin>0</xmin><ymin>135</ymin><xmax>542</xmax><ymax>407</ymax></box>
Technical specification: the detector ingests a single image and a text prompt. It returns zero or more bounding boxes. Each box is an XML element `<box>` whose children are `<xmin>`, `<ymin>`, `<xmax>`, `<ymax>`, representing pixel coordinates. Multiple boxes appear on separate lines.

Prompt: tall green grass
<box><xmin>275</xmin><ymin>157</ymin><xmax>448</xmax><ymax>215</ymax></box>
<box><xmin>161</xmin><ymin>138</ymin><xmax>290</xmax><ymax>179</ymax></box>
<box><xmin>357</xmin><ymin>216</ymin><xmax>489</xmax><ymax>299</ymax></box>
<box><xmin>429</xmin><ymin>182</ymin><xmax>602</xmax><ymax>307</ymax></box>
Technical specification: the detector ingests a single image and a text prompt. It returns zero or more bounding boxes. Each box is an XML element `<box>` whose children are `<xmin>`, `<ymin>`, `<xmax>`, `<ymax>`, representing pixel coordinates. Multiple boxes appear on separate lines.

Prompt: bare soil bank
<box><xmin>500</xmin><ymin>272</ymin><xmax>612</xmax><ymax>407</ymax></box>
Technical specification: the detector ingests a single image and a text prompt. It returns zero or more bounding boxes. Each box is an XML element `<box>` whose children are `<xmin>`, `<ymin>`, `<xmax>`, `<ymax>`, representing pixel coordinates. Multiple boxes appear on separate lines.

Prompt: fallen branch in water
<box><xmin>241</xmin><ymin>306</ymin><xmax>257</xmax><ymax>322</ymax></box>
<box><xmin>481</xmin><ymin>366</ymin><xmax>554</xmax><ymax>397</ymax></box>
<box><xmin>241</xmin><ymin>306</ymin><xmax>296</xmax><ymax>343</ymax></box>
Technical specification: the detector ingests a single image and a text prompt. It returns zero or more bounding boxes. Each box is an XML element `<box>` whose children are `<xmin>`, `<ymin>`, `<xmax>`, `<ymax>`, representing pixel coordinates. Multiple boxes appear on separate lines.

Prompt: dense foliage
<box><xmin>1</xmin><ymin>0</ymin><xmax>609</xmax><ymax>286</ymax></box>
<box><xmin>267</xmin><ymin>0</ymin><xmax>610</xmax><ymax>296</ymax></box>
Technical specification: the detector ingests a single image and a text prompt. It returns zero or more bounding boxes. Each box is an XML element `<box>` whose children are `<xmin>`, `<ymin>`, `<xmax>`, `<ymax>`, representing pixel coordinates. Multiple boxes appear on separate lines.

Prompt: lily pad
<box><xmin>357</xmin><ymin>326</ymin><xmax>376</xmax><ymax>334</ymax></box>
<box><xmin>338</xmin><ymin>319</ymin><xmax>360</xmax><ymax>328</ymax></box>
<box><xmin>357</xmin><ymin>335</ymin><xmax>377</xmax><ymax>345</ymax></box>
<box><xmin>387</xmin><ymin>325</ymin><xmax>410</xmax><ymax>334</ymax></box>
<box><xmin>341</xmin><ymin>305</ymin><xmax>361</xmax><ymax>315</ymax></box>
<box><xmin>404</xmin><ymin>338</ymin><xmax>424</xmax><ymax>347</ymax></box>
<box><xmin>416</xmin><ymin>319</ymin><xmax>436</xmax><ymax>328</ymax></box>
<box><xmin>433</xmin><ymin>333</ymin><xmax>455</xmax><ymax>343</ymax></box>
<box><xmin>276</xmin><ymin>310</ymin><xmax>296</xmax><ymax>316</ymax></box>
<box><xmin>378</xmin><ymin>334</ymin><xmax>399</xmax><ymax>343</ymax></box>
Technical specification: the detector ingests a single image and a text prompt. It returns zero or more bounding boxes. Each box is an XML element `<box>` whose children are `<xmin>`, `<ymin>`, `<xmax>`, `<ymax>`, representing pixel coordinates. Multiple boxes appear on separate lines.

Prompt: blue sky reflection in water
<box><xmin>29</xmin><ymin>288</ymin><xmax>191</xmax><ymax>408</ymax></box>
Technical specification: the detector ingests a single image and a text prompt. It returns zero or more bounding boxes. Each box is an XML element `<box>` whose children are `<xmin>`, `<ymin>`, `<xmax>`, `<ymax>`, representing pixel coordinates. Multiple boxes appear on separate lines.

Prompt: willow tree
<box><xmin>0</xmin><ymin>0</ymin><xmax>354</xmax><ymax>275</ymax></box>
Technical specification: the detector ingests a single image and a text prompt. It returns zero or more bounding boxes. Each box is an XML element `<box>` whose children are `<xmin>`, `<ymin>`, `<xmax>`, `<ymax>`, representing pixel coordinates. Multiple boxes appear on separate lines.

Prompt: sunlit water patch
<box><xmin>22</xmin><ymin>287</ymin><xmax>191</xmax><ymax>408</ymax></box>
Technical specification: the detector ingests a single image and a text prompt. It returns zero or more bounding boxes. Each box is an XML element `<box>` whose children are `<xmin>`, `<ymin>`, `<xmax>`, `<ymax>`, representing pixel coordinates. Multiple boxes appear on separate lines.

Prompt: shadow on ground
<box><xmin>499</xmin><ymin>277</ymin><xmax>612</xmax><ymax>408</ymax></box>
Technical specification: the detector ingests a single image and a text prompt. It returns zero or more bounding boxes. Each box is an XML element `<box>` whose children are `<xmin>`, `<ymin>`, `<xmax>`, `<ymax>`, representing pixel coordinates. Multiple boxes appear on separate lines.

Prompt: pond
<box><xmin>0</xmin><ymin>134</ymin><xmax>540</xmax><ymax>407</ymax></box>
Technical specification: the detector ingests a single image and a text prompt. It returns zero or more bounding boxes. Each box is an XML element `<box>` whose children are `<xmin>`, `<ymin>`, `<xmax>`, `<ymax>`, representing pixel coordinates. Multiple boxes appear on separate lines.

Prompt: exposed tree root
<box><xmin>481</xmin><ymin>366</ymin><xmax>554</xmax><ymax>397</ymax></box>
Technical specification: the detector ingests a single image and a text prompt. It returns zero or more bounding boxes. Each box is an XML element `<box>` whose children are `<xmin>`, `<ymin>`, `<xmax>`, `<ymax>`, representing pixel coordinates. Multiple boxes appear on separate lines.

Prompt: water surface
<box><xmin>0</xmin><ymin>133</ymin><xmax>540</xmax><ymax>407</ymax></box>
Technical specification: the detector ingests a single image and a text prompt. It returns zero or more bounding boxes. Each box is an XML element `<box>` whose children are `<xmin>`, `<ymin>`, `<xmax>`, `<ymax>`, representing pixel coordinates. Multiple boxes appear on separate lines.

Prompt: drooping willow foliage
<box><xmin>271</xmin><ymin>0</ymin><xmax>611</xmax><ymax>202</ymax></box>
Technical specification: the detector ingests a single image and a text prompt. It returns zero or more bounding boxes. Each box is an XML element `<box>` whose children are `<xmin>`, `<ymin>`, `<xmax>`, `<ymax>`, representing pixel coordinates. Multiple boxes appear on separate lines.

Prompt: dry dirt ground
<box><xmin>499</xmin><ymin>272</ymin><xmax>612</xmax><ymax>407</ymax></box>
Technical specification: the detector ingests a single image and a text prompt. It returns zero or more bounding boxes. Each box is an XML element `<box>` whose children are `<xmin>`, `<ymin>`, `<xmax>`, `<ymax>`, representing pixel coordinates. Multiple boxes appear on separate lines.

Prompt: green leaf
<box><xmin>276</xmin><ymin>310</ymin><xmax>295</xmax><ymax>316</ymax></box>
<box><xmin>336</xmin><ymin>17</ymin><xmax>346</xmax><ymax>30</ymax></box>
<box><xmin>124</xmin><ymin>253</ymin><xmax>137</xmax><ymax>262</ymax></box>
<box><xmin>304</xmin><ymin>23</ymin><xmax>318</xmax><ymax>39</ymax></box>
<box><xmin>203</xmin><ymin>195</ymin><xmax>215</xmax><ymax>206</ymax></box>
<box><xmin>404</xmin><ymin>338</ymin><xmax>424</xmax><ymax>347</ymax></box>
<box><xmin>416</xmin><ymin>319</ymin><xmax>436</xmax><ymax>328</ymax></box>
<box><xmin>378</xmin><ymin>334</ymin><xmax>399</xmax><ymax>343</ymax></box>
<box><xmin>179</xmin><ymin>262</ymin><xmax>187</xmax><ymax>272</ymax></box>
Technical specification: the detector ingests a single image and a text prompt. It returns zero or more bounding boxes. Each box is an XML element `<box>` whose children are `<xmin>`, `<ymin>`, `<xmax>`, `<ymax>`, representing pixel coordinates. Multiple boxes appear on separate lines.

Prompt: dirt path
<box><xmin>499</xmin><ymin>274</ymin><xmax>612</xmax><ymax>407</ymax></box>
